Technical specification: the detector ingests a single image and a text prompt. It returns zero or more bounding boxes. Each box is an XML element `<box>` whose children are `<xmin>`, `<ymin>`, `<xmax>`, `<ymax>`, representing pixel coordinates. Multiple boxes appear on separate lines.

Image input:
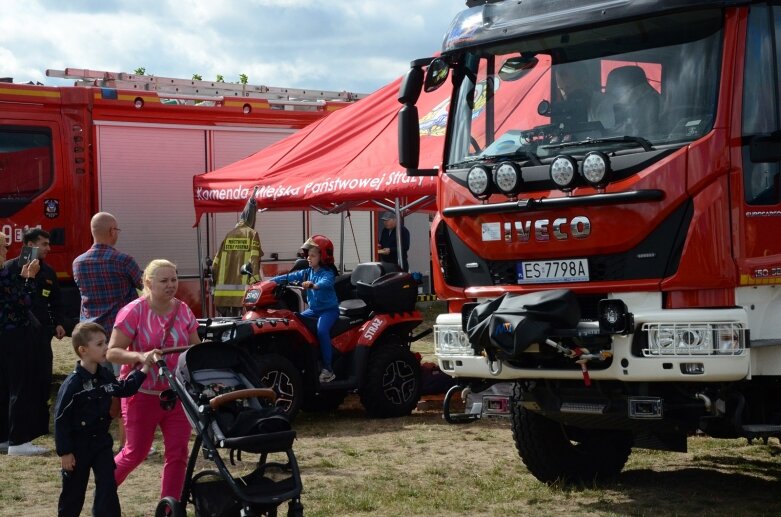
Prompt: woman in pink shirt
<box><xmin>107</xmin><ymin>259</ymin><xmax>200</xmax><ymax>500</ymax></box>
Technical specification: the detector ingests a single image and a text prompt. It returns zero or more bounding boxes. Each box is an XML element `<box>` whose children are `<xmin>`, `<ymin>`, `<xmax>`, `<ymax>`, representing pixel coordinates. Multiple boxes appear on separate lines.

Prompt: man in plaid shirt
<box><xmin>73</xmin><ymin>212</ymin><xmax>142</xmax><ymax>334</ymax></box>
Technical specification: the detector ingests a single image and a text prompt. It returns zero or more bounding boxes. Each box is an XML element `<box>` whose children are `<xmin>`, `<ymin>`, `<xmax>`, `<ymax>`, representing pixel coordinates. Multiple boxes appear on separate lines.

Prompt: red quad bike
<box><xmin>199</xmin><ymin>261</ymin><xmax>429</xmax><ymax>419</ymax></box>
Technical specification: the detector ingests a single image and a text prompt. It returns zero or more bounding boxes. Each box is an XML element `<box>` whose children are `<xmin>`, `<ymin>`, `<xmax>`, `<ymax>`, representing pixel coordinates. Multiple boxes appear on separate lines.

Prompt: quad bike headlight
<box><xmin>244</xmin><ymin>289</ymin><xmax>260</xmax><ymax>304</ymax></box>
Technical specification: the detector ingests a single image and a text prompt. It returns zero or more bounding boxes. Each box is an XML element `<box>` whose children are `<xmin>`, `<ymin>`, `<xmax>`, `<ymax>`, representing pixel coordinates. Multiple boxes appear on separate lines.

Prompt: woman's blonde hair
<box><xmin>142</xmin><ymin>259</ymin><xmax>178</xmax><ymax>297</ymax></box>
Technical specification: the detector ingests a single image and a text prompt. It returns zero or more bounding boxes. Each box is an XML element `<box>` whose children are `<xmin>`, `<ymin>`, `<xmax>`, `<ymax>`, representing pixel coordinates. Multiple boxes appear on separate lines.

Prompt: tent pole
<box><xmin>394</xmin><ymin>199</ymin><xmax>403</xmax><ymax>270</ymax></box>
<box><xmin>196</xmin><ymin>220</ymin><xmax>206</xmax><ymax>317</ymax></box>
<box><xmin>339</xmin><ymin>210</ymin><xmax>346</xmax><ymax>273</ymax></box>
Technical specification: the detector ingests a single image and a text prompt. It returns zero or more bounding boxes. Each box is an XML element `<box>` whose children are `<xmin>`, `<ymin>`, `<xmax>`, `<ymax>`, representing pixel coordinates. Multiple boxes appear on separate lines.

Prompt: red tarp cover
<box><xmin>192</xmin><ymin>75</ymin><xmax>448</xmax><ymax>220</ymax></box>
<box><xmin>192</xmin><ymin>55</ymin><xmax>554</xmax><ymax>221</ymax></box>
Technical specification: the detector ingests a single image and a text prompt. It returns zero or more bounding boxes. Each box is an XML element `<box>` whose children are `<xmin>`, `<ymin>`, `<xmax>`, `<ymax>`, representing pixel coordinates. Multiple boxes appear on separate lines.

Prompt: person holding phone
<box><xmin>4</xmin><ymin>228</ymin><xmax>67</xmax><ymax>442</ymax></box>
<box><xmin>0</xmin><ymin>233</ymin><xmax>47</xmax><ymax>455</ymax></box>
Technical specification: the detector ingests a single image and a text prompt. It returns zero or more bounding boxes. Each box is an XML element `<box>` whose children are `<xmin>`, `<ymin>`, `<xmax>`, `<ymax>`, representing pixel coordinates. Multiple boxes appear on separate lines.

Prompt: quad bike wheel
<box><xmin>360</xmin><ymin>340</ymin><xmax>421</xmax><ymax>418</ymax></box>
<box><xmin>254</xmin><ymin>353</ymin><xmax>304</xmax><ymax>419</ymax></box>
<box><xmin>154</xmin><ymin>497</ymin><xmax>185</xmax><ymax>517</ymax></box>
<box><xmin>510</xmin><ymin>383</ymin><xmax>632</xmax><ymax>484</ymax></box>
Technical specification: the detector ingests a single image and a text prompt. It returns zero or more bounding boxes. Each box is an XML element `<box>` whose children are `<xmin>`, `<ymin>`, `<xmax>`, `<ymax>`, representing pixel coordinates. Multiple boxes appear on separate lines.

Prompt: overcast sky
<box><xmin>0</xmin><ymin>0</ymin><xmax>466</xmax><ymax>95</ymax></box>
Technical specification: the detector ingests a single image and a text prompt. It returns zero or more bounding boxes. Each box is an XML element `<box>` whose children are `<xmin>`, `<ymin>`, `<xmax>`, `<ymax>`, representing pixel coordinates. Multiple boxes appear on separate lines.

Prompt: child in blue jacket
<box><xmin>272</xmin><ymin>235</ymin><xmax>339</xmax><ymax>382</ymax></box>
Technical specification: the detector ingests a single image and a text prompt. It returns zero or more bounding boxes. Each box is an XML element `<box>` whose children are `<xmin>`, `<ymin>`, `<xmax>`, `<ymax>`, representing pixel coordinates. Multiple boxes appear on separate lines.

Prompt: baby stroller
<box><xmin>154</xmin><ymin>342</ymin><xmax>303</xmax><ymax>517</ymax></box>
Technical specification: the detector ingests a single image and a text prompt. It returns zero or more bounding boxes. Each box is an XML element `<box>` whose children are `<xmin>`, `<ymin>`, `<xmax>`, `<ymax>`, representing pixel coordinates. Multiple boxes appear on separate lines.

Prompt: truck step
<box><xmin>741</xmin><ymin>424</ymin><xmax>781</xmax><ymax>435</ymax></box>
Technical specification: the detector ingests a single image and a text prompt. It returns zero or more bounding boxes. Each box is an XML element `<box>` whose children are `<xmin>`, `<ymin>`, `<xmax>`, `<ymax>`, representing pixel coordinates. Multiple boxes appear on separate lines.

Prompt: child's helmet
<box><xmin>300</xmin><ymin>235</ymin><xmax>335</xmax><ymax>265</ymax></box>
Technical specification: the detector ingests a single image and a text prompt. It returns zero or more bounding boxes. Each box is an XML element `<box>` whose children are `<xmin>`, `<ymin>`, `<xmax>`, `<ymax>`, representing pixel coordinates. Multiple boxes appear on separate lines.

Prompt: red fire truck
<box><xmin>0</xmin><ymin>68</ymin><xmax>360</xmax><ymax>320</ymax></box>
<box><xmin>399</xmin><ymin>0</ymin><xmax>781</xmax><ymax>482</ymax></box>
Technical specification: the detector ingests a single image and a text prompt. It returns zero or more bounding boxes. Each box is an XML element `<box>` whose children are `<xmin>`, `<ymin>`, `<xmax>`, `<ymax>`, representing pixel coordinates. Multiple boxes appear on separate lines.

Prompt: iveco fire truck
<box><xmin>398</xmin><ymin>0</ymin><xmax>781</xmax><ymax>482</ymax></box>
<box><xmin>0</xmin><ymin>68</ymin><xmax>360</xmax><ymax>320</ymax></box>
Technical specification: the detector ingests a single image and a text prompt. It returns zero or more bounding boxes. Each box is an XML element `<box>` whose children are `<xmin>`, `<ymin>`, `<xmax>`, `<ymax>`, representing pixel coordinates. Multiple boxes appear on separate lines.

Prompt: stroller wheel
<box><xmin>288</xmin><ymin>499</ymin><xmax>304</xmax><ymax>517</ymax></box>
<box><xmin>154</xmin><ymin>496</ymin><xmax>185</xmax><ymax>517</ymax></box>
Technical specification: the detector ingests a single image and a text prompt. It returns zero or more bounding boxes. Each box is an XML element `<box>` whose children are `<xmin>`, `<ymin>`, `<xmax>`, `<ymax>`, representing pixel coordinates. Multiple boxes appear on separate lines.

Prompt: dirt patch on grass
<box><xmin>2</xmin><ymin>335</ymin><xmax>780</xmax><ymax>516</ymax></box>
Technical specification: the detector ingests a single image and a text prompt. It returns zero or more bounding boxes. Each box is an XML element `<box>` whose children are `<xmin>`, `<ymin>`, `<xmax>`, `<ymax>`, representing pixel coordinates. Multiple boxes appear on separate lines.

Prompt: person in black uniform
<box><xmin>4</xmin><ymin>228</ymin><xmax>66</xmax><ymax>439</ymax></box>
<box><xmin>378</xmin><ymin>211</ymin><xmax>410</xmax><ymax>271</ymax></box>
<box><xmin>54</xmin><ymin>322</ymin><xmax>157</xmax><ymax>517</ymax></box>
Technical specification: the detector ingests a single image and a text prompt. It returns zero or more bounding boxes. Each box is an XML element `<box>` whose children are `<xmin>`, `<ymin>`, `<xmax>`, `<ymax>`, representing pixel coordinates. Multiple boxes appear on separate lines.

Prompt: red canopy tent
<box><xmin>192</xmin><ymin>73</ymin><xmax>452</xmax><ymax>221</ymax></box>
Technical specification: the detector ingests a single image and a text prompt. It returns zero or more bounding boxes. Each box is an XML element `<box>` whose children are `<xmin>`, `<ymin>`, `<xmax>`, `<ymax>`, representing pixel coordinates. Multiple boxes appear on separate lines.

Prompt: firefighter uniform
<box><xmin>213</xmin><ymin>221</ymin><xmax>263</xmax><ymax>311</ymax></box>
<box><xmin>4</xmin><ymin>256</ymin><xmax>64</xmax><ymax>437</ymax></box>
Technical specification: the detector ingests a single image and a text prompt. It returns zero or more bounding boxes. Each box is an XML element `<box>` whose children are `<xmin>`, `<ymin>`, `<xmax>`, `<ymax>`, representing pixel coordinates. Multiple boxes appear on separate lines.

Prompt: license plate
<box><xmin>516</xmin><ymin>259</ymin><xmax>589</xmax><ymax>284</ymax></box>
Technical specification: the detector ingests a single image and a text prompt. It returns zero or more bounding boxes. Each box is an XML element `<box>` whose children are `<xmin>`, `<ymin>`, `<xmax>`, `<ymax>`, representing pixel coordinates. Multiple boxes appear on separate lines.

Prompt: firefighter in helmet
<box><xmin>212</xmin><ymin>192</ymin><xmax>262</xmax><ymax>316</ymax></box>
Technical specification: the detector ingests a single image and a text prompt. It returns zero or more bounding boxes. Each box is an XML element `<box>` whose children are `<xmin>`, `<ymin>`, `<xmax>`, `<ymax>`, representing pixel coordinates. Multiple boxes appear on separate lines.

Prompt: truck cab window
<box><xmin>0</xmin><ymin>127</ymin><xmax>53</xmax><ymax>217</ymax></box>
<box><xmin>742</xmin><ymin>4</ymin><xmax>781</xmax><ymax>205</ymax></box>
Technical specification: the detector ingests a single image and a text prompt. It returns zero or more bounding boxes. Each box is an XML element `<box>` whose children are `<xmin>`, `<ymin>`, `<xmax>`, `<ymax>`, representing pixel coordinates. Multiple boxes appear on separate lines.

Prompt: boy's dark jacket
<box><xmin>54</xmin><ymin>363</ymin><xmax>146</xmax><ymax>456</ymax></box>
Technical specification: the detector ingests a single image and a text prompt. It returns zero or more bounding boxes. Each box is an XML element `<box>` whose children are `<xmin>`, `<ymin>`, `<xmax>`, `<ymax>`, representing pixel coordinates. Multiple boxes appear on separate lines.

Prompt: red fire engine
<box><xmin>399</xmin><ymin>0</ymin><xmax>781</xmax><ymax>483</ymax></box>
<box><xmin>0</xmin><ymin>68</ymin><xmax>360</xmax><ymax>320</ymax></box>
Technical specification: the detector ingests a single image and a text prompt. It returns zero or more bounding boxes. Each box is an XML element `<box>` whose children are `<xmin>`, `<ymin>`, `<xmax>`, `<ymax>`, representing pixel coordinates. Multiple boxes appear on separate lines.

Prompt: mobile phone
<box><xmin>20</xmin><ymin>245</ymin><xmax>39</xmax><ymax>263</ymax></box>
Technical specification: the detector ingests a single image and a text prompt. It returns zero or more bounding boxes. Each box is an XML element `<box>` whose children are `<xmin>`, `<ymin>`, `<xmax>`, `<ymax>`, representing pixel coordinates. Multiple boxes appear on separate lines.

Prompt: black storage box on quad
<box><xmin>357</xmin><ymin>272</ymin><xmax>417</xmax><ymax>313</ymax></box>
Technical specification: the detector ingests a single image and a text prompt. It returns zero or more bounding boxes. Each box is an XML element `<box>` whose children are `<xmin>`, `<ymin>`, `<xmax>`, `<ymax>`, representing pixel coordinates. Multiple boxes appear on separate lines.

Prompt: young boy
<box><xmin>54</xmin><ymin>322</ymin><xmax>159</xmax><ymax>517</ymax></box>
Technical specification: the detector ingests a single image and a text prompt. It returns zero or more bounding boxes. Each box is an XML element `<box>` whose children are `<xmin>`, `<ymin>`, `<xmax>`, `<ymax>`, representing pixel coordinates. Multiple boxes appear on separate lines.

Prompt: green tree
<box><xmin>192</xmin><ymin>74</ymin><xmax>202</xmax><ymax>81</ymax></box>
<box><xmin>239</xmin><ymin>73</ymin><xmax>248</xmax><ymax>85</ymax></box>
<box><xmin>216</xmin><ymin>74</ymin><xmax>225</xmax><ymax>83</ymax></box>
<box><xmin>134</xmin><ymin>67</ymin><xmax>146</xmax><ymax>76</ymax></box>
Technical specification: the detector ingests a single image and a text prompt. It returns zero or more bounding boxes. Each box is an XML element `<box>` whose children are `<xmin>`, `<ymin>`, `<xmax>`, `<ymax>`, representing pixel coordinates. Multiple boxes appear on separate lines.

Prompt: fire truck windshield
<box><xmin>446</xmin><ymin>9</ymin><xmax>722</xmax><ymax>169</ymax></box>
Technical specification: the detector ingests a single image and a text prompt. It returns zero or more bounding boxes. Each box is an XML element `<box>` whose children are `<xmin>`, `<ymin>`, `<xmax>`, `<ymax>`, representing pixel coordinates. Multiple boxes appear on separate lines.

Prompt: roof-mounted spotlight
<box><xmin>580</xmin><ymin>151</ymin><xmax>612</xmax><ymax>188</ymax></box>
<box><xmin>492</xmin><ymin>162</ymin><xmax>523</xmax><ymax>197</ymax></box>
<box><xmin>549</xmin><ymin>155</ymin><xmax>578</xmax><ymax>192</ymax></box>
<box><xmin>467</xmin><ymin>165</ymin><xmax>493</xmax><ymax>199</ymax></box>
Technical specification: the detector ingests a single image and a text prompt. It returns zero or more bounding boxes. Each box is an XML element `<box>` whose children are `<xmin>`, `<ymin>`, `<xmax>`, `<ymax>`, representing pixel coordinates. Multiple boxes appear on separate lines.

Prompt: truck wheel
<box><xmin>510</xmin><ymin>385</ymin><xmax>632</xmax><ymax>484</ymax></box>
<box><xmin>360</xmin><ymin>342</ymin><xmax>421</xmax><ymax>418</ymax></box>
<box><xmin>302</xmin><ymin>390</ymin><xmax>347</xmax><ymax>412</ymax></box>
<box><xmin>253</xmin><ymin>353</ymin><xmax>304</xmax><ymax>420</ymax></box>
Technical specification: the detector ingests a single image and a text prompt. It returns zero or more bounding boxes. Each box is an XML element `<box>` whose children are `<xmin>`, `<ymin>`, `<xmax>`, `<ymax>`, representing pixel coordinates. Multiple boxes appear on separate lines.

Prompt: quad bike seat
<box><xmin>338</xmin><ymin>262</ymin><xmax>400</xmax><ymax>317</ymax></box>
<box><xmin>299</xmin><ymin>311</ymin><xmax>366</xmax><ymax>338</ymax></box>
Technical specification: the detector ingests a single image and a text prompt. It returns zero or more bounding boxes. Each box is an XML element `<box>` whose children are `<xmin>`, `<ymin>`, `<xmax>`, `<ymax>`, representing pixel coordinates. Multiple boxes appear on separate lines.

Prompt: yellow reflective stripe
<box><xmin>214</xmin><ymin>290</ymin><xmax>248</xmax><ymax>296</ymax></box>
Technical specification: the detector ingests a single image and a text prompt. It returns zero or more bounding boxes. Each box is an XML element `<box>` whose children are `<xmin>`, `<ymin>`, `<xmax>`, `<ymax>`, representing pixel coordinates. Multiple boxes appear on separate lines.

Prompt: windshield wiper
<box><xmin>541</xmin><ymin>135</ymin><xmax>654</xmax><ymax>152</ymax></box>
<box><xmin>483</xmin><ymin>149</ymin><xmax>542</xmax><ymax>166</ymax></box>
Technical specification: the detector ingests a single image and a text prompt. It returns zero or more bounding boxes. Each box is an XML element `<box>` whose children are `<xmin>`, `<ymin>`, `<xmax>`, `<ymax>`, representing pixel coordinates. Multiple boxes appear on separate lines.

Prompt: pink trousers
<box><xmin>114</xmin><ymin>392</ymin><xmax>192</xmax><ymax>499</ymax></box>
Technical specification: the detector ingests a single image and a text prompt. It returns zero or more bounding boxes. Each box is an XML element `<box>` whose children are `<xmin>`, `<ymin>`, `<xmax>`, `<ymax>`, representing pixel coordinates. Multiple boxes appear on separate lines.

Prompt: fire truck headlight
<box><xmin>715</xmin><ymin>324</ymin><xmax>745</xmax><ymax>355</ymax></box>
<box><xmin>643</xmin><ymin>323</ymin><xmax>745</xmax><ymax>356</ymax></box>
<box><xmin>243</xmin><ymin>289</ymin><xmax>260</xmax><ymax>304</ymax></box>
<box><xmin>549</xmin><ymin>155</ymin><xmax>578</xmax><ymax>191</ymax></box>
<box><xmin>467</xmin><ymin>165</ymin><xmax>492</xmax><ymax>199</ymax></box>
<box><xmin>493</xmin><ymin>162</ymin><xmax>523</xmax><ymax>196</ymax></box>
<box><xmin>435</xmin><ymin>325</ymin><xmax>474</xmax><ymax>356</ymax></box>
<box><xmin>580</xmin><ymin>151</ymin><xmax>611</xmax><ymax>188</ymax></box>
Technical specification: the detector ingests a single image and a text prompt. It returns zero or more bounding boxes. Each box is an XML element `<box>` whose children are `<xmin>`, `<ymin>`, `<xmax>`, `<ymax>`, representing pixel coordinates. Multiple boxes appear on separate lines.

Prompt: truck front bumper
<box><xmin>435</xmin><ymin>307</ymin><xmax>751</xmax><ymax>383</ymax></box>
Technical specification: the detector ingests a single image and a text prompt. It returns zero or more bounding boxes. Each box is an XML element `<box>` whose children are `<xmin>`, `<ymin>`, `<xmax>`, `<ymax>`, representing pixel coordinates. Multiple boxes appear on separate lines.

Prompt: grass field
<box><xmin>2</xmin><ymin>305</ymin><xmax>781</xmax><ymax>516</ymax></box>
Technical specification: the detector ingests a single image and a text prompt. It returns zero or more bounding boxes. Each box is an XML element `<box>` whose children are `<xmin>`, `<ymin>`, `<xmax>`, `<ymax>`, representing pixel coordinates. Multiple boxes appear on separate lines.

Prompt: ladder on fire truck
<box><xmin>46</xmin><ymin>68</ymin><xmax>365</xmax><ymax>108</ymax></box>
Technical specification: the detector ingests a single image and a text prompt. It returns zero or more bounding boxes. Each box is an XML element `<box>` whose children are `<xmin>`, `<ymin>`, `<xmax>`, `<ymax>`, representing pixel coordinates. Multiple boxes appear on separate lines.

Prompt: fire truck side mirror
<box><xmin>399</xmin><ymin>104</ymin><xmax>420</xmax><ymax>169</ymax></box>
<box><xmin>750</xmin><ymin>132</ymin><xmax>781</xmax><ymax>163</ymax></box>
<box><xmin>398</xmin><ymin>61</ymin><xmax>427</xmax><ymax>104</ymax></box>
<box><xmin>424</xmin><ymin>58</ymin><xmax>449</xmax><ymax>93</ymax></box>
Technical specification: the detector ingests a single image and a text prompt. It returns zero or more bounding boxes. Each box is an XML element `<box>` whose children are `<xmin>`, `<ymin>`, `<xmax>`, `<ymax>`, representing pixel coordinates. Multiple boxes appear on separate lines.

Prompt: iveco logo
<box><xmin>503</xmin><ymin>216</ymin><xmax>591</xmax><ymax>242</ymax></box>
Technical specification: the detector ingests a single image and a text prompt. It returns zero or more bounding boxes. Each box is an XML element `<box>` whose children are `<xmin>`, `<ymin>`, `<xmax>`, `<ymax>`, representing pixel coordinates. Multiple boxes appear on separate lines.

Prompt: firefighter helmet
<box><xmin>300</xmin><ymin>234</ymin><xmax>335</xmax><ymax>265</ymax></box>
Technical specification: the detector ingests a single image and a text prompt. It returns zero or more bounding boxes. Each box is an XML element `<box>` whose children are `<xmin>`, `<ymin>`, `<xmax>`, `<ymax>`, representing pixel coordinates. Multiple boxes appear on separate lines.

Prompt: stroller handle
<box><xmin>209</xmin><ymin>388</ymin><xmax>277</xmax><ymax>410</ymax></box>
